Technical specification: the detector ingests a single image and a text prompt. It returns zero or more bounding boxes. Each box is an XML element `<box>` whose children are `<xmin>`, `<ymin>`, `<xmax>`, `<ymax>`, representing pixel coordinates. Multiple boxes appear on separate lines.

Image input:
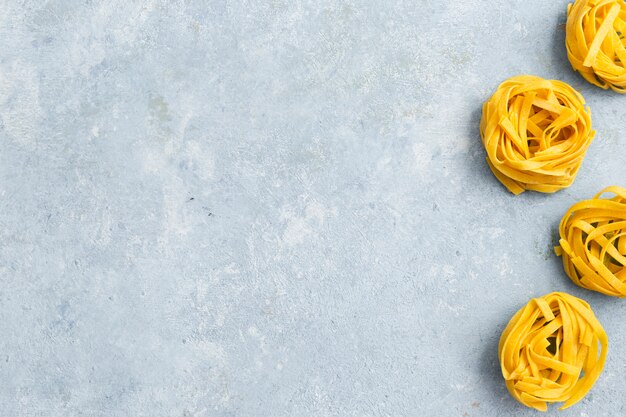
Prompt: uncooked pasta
<box><xmin>499</xmin><ymin>292</ymin><xmax>607</xmax><ymax>411</ymax></box>
<box><xmin>566</xmin><ymin>0</ymin><xmax>626</xmax><ymax>92</ymax></box>
<box><xmin>556</xmin><ymin>186</ymin><xmax>626</xmax><ymax>297</ymax></box>
<box><xmin>480</xmin><ymin>75</ymin><xmax>594</xmax><ymax>195</ymax></box>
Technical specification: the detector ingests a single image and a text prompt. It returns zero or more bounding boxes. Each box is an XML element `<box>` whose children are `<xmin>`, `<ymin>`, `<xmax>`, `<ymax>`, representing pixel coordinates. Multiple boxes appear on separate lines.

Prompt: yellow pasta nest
<box><xmin>499</xmin><ymin>292</ymin><xmax>608</xmax><ymax>411</ymax></box>
<box><xmin>566</xmin><ymin>0</ymin><xmax>626</xmax><ymax>92</ymax></box>
<box><xmin>556</xmin><ymin>186</ymin><xmax>626</xmax><ymax>296</ymax></box>
<box><xmin>480</xmin><ymin>75</ymin><xmax>594</xmax><ymax>195</ymax></box>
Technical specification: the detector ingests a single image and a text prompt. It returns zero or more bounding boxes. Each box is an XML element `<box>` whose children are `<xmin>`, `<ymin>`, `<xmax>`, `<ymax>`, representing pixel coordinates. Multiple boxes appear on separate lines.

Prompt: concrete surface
<box><xmin>1</xmin><ymin>1</ymin><xmax>626</xmax><ymax>416</ymax></box>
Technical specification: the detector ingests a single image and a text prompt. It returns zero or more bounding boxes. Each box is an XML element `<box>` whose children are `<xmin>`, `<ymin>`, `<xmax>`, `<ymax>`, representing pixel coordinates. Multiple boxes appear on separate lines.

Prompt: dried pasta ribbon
<box><xmin>555</xmin><ymin>186</ymin><xmax>626</xmax><ymax>296</ymax></box>
<box><xmin>566</xmin><ymin>0</ymin><xmax>626</xmax><ymax>92</ymax></box>
<box><xmin>480</xmin><ymin>75</ymin><xmax>595</xmax><ymax>195</ymax></box>
<box><xmin>499</xmin><ymin>292</ymin><xmax>608</xmax><ymax>411</ymax></box>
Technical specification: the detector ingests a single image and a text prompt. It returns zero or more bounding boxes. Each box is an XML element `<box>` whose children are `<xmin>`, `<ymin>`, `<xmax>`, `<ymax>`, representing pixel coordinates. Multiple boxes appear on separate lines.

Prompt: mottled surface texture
<box><xmin>2</xmin><ymin>1</ymin><xmax>626</xmax><ymax>416</ymax></box>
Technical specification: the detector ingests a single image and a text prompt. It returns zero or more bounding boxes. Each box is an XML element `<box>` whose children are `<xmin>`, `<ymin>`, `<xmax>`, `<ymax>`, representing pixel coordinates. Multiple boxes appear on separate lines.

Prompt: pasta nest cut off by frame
<box><xmin>566</xmin><ymin>0</ymin><xmax>626</xmax><ymax>92</ymax></box>
<box><xmin>556</xmin><ymin>186</ymin><xmax>626</xmax><ymax>297</ymax></box>
<box><xmin>480</xmin><ymin>75</ymin><xmax>595</xmax><ymax>195</ymax></box>
<box><xmin>499</xmin><ymin>292</ymin><xmax>608</xmax><ymax>411</ymax></box>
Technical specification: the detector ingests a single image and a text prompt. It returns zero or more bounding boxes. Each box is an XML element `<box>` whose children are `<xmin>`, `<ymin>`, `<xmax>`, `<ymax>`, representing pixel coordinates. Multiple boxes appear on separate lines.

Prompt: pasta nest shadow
<box><xmin>499</xmin><ymin>292</ymin><xmax>607</xmax><ymax>411</ymax></box>
<box><xmin>480</xmin><ymin>75</ymin><xmax>594</xmax><ymax>195</ymax></box>
<box><xmin>566</xmin><ymin>0</ymin><xmax>626</xmax><ymax>92</ymax></box>
<box><xmin>556</xmin><ymin>186</ymin><xmax>626</xmax><ymax>296</ymax></box>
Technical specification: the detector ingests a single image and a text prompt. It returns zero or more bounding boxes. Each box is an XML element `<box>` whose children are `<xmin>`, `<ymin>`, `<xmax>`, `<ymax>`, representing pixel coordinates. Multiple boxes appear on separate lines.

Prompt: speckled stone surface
<box><xmin>2</xmin><ymin>1</ymin><xmax>626</xmax><ymax>416</ymax></box>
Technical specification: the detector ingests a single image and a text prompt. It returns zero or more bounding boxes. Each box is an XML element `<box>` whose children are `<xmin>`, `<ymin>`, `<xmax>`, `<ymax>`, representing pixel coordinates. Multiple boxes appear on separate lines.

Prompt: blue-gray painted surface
<box><xmin>1</xmin><ymin>1</ymin><xmax>626</xmax><ymax>416</ymax></box>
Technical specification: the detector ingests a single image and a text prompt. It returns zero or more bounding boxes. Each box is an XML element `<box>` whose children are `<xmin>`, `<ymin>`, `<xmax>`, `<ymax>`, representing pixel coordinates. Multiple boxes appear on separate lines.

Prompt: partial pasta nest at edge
<box><xmin>556</xmin><ymin>186</ymin><xmax>626</xmax><ymax>297</ymax></box>
<box><xmin>566</xmin><ymin>0</ymin><xmax>626</xmax><ymax>92</ymax></box>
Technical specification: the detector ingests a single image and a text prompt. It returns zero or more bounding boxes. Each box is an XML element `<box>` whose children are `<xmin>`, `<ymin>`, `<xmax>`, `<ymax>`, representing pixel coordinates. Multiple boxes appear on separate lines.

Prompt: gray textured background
<box><xmin>1</xmin><ymin>1</ymin><xmax>626</xmax><ymax>416</ymax></box>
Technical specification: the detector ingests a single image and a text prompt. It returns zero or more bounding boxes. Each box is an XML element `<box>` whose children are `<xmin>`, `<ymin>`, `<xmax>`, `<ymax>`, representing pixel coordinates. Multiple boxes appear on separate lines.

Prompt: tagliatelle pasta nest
<box><xmin>499</xmin><ymin>292</ymin><xmax>608</xmax><ymax>411</ymax></box>
<box><xmin>480</xmin><ymin>75</ymin><xmax>594</xmax><ymax>195</ymax></box>
<box><xmin>555</xmin><ymin>186</ymin><xmax>626</xmax><ymax>296</ymax></box>
<box><xmin>566</xmin><ymin>0</ymin><xmax>626</xmax><ymax>92</ymax></box>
